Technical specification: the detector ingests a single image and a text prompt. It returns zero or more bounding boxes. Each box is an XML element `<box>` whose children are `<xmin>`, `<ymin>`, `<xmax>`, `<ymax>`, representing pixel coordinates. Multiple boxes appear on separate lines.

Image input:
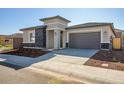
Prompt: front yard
<box><xmin>0</xmin><ymin>48</ymin><xmax>48</xmax><ymax>58</ymax></box>
<box><xmin>84</xmin><ymin>50</ymin><xmax>124</xmax><ymax>71</ymax></box>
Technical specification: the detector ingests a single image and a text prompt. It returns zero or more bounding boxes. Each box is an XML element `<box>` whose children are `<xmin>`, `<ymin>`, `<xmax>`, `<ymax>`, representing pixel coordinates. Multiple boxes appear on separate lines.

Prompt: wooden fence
<box><xmin>112</xmin><ymin>38</ymin><xmax>122</xmax><ymax>50</ymax></box>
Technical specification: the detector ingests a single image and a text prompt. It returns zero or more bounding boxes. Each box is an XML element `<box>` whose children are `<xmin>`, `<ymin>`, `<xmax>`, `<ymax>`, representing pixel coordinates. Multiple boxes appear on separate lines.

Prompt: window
<box><xmin>29</xmin><ymin>32</ymin><xmax>35</xmax><ymax>43</ymax></box>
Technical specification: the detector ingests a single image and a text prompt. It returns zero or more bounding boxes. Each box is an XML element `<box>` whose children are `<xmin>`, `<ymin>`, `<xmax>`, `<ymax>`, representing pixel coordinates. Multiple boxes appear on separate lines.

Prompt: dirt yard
<box><xmin>84</xmin><ymin>50</ymin><xmax>124</xmax><ymax>71</ymax></box>
<box><xmin>0</xmin><ymin>48</ymin><xmax>48</xmax><ymax>58</ymax></box>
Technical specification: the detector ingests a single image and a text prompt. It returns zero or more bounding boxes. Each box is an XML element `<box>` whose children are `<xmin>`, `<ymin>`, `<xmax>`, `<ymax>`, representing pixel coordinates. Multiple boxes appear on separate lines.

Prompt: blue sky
<box><xmin>0</xmin><ymin>8</ymin><xmax>124</xmax><ymax>35</ymax></box>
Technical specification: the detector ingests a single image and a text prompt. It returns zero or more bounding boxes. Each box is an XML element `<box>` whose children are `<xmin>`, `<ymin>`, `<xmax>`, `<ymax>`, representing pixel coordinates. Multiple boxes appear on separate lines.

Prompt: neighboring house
<box><xmin>11</xmin><ymin>33</ymin><xmax>23</xmax><ymax>38</ymax></box>
<box><xmin>0</xmin><ymin>33</ymin><xmax>23</xmax><ymax>49</ymax></box>
<box><xmin>0</xmin><ymin>35</ymin><xmax>13</xmax><ymax>46</ymax></box>
<box><xmin>20</xmin><ymin>15</ymin><xmax>122</xmax><ymax>50</ymax></box>
<box><xmin>115</xmin><ymin>29</ymin><xmax>124</xmax><ymax>45</ymax></box>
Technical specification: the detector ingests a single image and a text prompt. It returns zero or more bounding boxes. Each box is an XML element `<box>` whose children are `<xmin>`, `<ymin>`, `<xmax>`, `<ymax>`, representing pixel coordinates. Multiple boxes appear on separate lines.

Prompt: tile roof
<box><xmin>66</xmin><ymin>22</ymin><xmax>113</xmax><ymax>29</ymax></box>
<box><xmin>40</xmin><ymin>15</ymin><xmax>71</xmax><ymax>22</ymax></box>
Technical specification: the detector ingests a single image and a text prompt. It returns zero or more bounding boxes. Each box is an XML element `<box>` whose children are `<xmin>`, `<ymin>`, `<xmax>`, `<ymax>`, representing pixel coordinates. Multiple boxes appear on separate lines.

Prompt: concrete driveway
<box><xmin>0</xmin><ymin>48</ymin><xmax>98</xmax><ymax>68</ymax></box>
<box><xmin>48</xmin><ymin>49</ymin><xmax>98</xmax><ymax>65</ymax></box>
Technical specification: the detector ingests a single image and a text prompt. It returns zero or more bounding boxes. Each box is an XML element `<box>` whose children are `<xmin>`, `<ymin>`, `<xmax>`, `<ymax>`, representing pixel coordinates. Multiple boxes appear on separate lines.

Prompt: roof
<box><xmin>0</xmin><ymin>33</ymin><xmax>23</xmax><ymax>38</ymax></box>
<box><xmin>66</xmin><ymin>22</ymin><xmax>113</xmax><ymax>29</ymax></box>
<box><xmin>0</xmin><ymin>35</ymin><xmax>13</xmax><ymax>39</ymax></box>
<box><xmin>66</xmin><ymin>22</ymin><xmax>116</xmax><ymax>37</ymax></box>
<box><xmin>40</xmin><ymin>15</ymin><xmax>71</xmax><ymax>22</ymax></box>
<box><xmin>11</xmin><ymin>33</ymin><xmax>23</xmax><ymax>38</ymax></box>
<box><xmin>114</xmin><ymin>28</ymin><xmax>124</xmax><ymax>32</ymax></box>
<box><xmin>20</xmin><ymin>25</ymin><xmax>47</xmax><ymax>31</ymax></box>
<box><xmin>0</xmin><ymin>35</ymin><xmax>9</xmax><ymax>37</ymax></box>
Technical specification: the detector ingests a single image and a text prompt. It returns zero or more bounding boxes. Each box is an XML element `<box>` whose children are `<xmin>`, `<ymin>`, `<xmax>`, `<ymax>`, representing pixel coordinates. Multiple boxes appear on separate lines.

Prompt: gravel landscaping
<box><xmin>0</xmin><ymin>48</ymin><xmax>48</xmax><ymax>58</ymax></box>
<box><xmin>84</xmin><ymin>50</ymin><xmax>124</xmax><ymax>71</ymax></box>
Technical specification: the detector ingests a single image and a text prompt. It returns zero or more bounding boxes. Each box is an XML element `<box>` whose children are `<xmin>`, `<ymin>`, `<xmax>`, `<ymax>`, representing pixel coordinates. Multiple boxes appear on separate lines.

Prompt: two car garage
<box><xmin>69</xmin><ymin>32</ymin><xmax>101</xmax><ymax>49</ymax></box>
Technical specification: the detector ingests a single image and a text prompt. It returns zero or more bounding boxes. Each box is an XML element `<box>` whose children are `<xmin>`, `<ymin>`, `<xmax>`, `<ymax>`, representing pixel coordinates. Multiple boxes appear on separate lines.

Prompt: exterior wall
<box><xmin>23</xmin><ymin>29</ymin><xmax>35</xmax><ymax>43</ymax></box>
<box><xmin>54</xmin><ymin>29</ymin><xmax>61</xmax><ymax>49</ymax></box>
<box><xmin>47</xmin><ymin>30</ymin><xmax>54</xmax><ymax>48</ymax></box>
<box><xmin>43</xmin><ymin>18</ymin><xmax>68</xmax><ymax>26</ymax></box>
<box><xmin>13</xmin><ymin>37</ymin><xmax>23</xmax><ymax>49</ymax></box>
<box><xmin>35</xmin><ymin>28</ymin><xmax>46</xmax><ymax>47</ymax></box>
<box><xmin>46</xmin><ymin>23</ymin><xmax>67</xmax><ymax>30</ymax></box>
<box><xmin>116</xmin><ymin>31</ymin><xmax>122</xmax><ymax>38</ymax></box>
<box><xmin>62</xmin><ymin>31</ymin><xmax>67</xmax><ymax>48</ymax></box>
<box><xmin>101</xmin><ymin>26</ymin><xmax>111</xmax><ymax>43</ymax></box>
<box><xmin>43</xmin><ymin>18</ymin><xmax>68</xmax><ymax>31</ymax></box>
<box><xmin>23</xmin><ymin>28</ymin><xmax>46</xmax><ymax>48</ymax></box>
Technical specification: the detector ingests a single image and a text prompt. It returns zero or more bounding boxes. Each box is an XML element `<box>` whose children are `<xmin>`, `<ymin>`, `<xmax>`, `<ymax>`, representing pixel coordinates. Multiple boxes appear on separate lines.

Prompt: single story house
<box><xmin>20</xmin><ymin>15</ymin><xmax>123</xmax><ymax>50</ymax></box>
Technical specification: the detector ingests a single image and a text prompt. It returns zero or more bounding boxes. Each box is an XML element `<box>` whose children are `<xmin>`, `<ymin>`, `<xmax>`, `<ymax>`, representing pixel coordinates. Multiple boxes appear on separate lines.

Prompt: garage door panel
<box><xmin>69</xmin><ymin>32</ymin><xmax>100</xmax><ymax>49</ymax></box>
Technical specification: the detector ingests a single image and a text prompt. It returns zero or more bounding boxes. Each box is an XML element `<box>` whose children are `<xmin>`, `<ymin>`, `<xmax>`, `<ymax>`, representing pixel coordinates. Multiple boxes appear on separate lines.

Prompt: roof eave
<box><xmin>40</xmin><ymin>15</ymin><xmax>71</xmax><ymax>23</ymax></box>
<box><xmin>20</xmin><ymin>25</ymin><xmax>47</xmax><ymax>31</ymax></box>
<box><xmin>20</xmin><ymin>28</ymin><xmax>35</xmax><ymax>31</ymax></box>
<box><xmin>66</xmin><ymin>24</ymin><xmax>110</xmax><ymax>30</ymax></box>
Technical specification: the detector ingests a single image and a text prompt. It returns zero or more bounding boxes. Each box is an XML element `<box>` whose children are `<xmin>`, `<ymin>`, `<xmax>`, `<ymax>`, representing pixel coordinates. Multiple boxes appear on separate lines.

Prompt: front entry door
<box><xmin>60</xmin><ymin>31</ymin><xmax>63</xmax><ymax>48</ymax></box>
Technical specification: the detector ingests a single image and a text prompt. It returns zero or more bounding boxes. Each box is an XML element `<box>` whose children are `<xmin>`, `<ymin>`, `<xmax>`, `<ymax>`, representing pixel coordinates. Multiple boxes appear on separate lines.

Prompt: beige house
<box><xmin>20</xmin><ymin>15</ymin><xmax>122</xmax><ymax>50</ymax></box>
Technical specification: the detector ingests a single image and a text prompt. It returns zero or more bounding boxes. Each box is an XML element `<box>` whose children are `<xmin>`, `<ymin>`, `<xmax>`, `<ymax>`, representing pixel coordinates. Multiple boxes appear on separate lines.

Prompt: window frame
<box><xmin>29</xmin><ymin>32</ymin><xmax>35</xmax><ymax>43</ymax></box>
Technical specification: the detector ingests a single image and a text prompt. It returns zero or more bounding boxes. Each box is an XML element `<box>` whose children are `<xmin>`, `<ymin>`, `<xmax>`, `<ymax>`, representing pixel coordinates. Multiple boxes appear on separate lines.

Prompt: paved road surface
<box><xmin>0</xmin><ymin>63</ymin><xmax>83</xmax><ymax>84</ymax></box>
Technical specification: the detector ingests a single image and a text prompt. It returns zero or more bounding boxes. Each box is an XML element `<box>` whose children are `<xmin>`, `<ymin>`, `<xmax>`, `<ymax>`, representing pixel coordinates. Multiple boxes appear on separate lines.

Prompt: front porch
<box><xmin>46</xmin><ymin>29</ymin><xmax>67</xmax><ymax>49</ymax></box>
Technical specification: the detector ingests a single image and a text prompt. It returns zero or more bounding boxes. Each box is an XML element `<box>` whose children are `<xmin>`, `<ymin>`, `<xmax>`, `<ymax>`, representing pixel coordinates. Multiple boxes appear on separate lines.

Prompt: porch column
<box><xmin>62</xmin><ymin>31</ymin><xmax>67</xmax><ymax>48</ymax></box>
<box><xmin>46</xmin><ymin>30</ymin><xmax>49</xmax><ymax>48</ymax></box>
<box><xmin>54</xmin><ymin>29</ymin><xmax>60</xmax><ymax>49</ymax></box>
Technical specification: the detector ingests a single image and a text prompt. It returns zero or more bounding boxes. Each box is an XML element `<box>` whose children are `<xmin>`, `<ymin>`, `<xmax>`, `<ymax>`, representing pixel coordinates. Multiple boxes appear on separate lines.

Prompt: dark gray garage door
<box><xmin>69</xmin><ymin>32</ymin><xmax>100</xmax><ymax>49</ymax></box>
